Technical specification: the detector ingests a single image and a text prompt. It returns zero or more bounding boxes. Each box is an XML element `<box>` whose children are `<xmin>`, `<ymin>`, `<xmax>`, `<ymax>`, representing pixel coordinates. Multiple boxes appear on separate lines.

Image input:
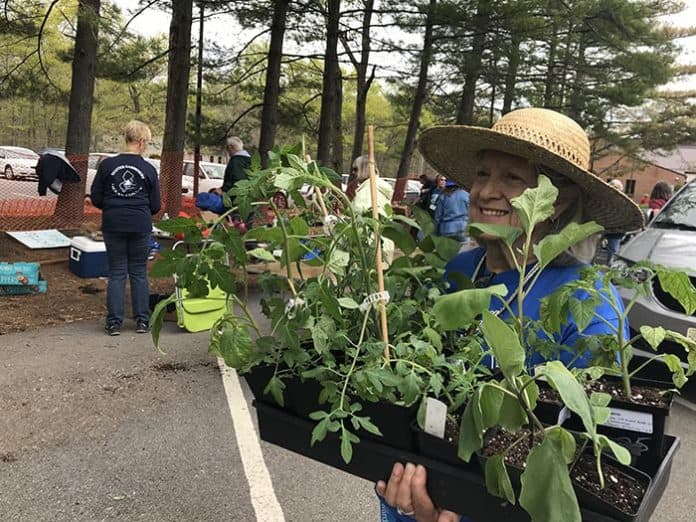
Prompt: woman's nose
<box><xmin>476</xmin><ymin>176</ymin><xmax>502</xmax><ymax>199</ymax></box>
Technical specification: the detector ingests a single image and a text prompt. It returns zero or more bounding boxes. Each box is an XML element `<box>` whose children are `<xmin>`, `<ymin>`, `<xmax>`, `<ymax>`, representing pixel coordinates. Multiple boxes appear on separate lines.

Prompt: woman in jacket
<box><xmin>434</xmin><ymin>180</ymin><xmax>469</xmax><ymax>244</ymax></box>
<box><xmin>90</xmin><ymin>120</ymin><xmax>161</xmax><ymax>336</ymax></box>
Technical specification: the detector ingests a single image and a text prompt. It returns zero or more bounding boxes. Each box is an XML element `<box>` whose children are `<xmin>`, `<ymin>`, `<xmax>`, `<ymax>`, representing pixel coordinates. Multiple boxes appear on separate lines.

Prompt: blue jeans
<box><xmin>103</xmin><ymin>231</ymin><xmax>150</xmax><ymax>325</ymax></box>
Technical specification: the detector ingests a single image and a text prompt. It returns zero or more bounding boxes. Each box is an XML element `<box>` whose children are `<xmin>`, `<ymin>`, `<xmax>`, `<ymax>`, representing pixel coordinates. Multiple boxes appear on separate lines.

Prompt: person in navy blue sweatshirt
<box><xmin>375</xmin><ymin>108</ymin><xmax>644</xmax><ymax>521</ymax></box>
<box><xmin>90</xmin><ymin>120</ymin><xmax>161</xmax><ymax>336</ymax></box>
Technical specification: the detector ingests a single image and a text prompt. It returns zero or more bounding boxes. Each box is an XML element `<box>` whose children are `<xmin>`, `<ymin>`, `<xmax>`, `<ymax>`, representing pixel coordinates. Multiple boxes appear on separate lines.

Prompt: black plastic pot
<box><xmin>358</xmin><ymin>400</ymin><xmax>418</xmax><ymax>451</ymax></box>
<box><xmin>242</xmin><ymin>364</ymin><xmax>323</xmax><ymax>417</ymax></box>
<box><xmin>534</xmin><ymin>373</ymin><xmax>674</xmax><ymax>475</ymax></box>
<box><xmin>253</xmin><ymin>401</ymin><xmax>680</xmax><ymax>521</ymax></box>
<box><xmin>412</xmin><ymin>423</ymin><xmax>479</xmax><ymax>471</ymax></box>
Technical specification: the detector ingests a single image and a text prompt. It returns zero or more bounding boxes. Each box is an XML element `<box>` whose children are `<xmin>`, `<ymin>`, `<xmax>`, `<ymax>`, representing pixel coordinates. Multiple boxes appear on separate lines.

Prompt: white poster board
<box><xmin>6</xmin><ymin>230</ymin><xmax>72</xmax><ymax>249</ymax></box>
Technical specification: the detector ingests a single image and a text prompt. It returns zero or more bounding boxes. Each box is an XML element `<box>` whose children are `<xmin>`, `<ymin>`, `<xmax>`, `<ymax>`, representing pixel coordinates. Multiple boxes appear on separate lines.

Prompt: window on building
<box><xmin>625</xmin><ymin>179</ymin><xmax>636</xmax><ymax>196</ymax></box>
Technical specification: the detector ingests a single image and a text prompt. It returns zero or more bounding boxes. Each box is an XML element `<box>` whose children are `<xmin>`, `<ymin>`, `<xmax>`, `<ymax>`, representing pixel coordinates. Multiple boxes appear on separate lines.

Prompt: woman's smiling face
<box><xmin>469</xmin><ymin>150</ymin><xmax>539</xmax><ymax>230</ymax></box>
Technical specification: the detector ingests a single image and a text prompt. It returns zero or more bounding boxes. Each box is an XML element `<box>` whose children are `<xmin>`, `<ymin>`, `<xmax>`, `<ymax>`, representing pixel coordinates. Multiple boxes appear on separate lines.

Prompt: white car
<box><xmin>0</xmin><ymin>146</ymin><xmax>39</xmax><ymax>180</ymax></box>
<box><xmin>182</xmin><ymin>160</ymin><xmax>226</xmax><ymax>194</ymax></box>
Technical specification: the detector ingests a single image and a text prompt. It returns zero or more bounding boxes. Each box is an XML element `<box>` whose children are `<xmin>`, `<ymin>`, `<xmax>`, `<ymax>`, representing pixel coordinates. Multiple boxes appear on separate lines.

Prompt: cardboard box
<box><xmin>69</xmin><ymin>236</ymin><xmax>108</xmax><ymax>278</ymax></box>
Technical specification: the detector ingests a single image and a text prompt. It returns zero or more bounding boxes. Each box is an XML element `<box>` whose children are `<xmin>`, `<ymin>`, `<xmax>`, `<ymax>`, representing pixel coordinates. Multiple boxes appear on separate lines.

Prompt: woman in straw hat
<box><xmin>375</xmin><ymin>108</ymin><xmax>644</xmax><ymax>522</ymax></box>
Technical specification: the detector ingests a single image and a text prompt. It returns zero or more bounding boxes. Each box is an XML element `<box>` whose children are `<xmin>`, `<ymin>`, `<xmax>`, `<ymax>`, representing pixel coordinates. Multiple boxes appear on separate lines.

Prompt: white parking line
<box><xmin>217</xmin><ymin>359</ymin><xmax>285</xmax><ymax>521</ymax></box>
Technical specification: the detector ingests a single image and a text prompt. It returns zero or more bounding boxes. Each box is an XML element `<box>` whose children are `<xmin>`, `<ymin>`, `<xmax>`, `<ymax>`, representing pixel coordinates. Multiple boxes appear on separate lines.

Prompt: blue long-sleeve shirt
<box><xmin>435</xmin><ymin>189</ymin><xmax>469</xmax><ymax>237</ymax></box>
<box><xmin>90</xmin><ymin>153</ymin><xmax>161</xmax><ymax>233</ymax></box>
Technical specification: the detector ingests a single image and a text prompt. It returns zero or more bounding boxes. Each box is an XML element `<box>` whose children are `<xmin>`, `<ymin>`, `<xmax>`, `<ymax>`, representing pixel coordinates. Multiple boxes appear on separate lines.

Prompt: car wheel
<box><xmin>4</xmin><ymin>165</ymin><xmax>14</xmax><ymax>180</ymax></box>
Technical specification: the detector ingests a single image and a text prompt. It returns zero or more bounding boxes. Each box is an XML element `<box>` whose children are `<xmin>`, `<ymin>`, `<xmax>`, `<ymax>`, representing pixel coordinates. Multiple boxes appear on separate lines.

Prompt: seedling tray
<box><xmin>254</xmin><ymin>402</ymin><xmax>679</xmax><ymax>521</ymax></box>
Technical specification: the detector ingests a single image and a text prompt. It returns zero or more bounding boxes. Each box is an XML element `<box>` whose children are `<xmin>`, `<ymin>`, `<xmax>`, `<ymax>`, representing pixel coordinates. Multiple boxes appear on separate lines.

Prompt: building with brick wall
<box><xmin>592</xmin><ymin>147</ymin><xmax>690</xmax><ymax>204</ymax></box>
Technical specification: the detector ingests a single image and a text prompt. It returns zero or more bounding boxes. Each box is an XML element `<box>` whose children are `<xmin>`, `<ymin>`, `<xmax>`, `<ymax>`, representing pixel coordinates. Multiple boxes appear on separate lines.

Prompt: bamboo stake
<box><xmin>367</xmin><ymin>125</ymin><xmax>390</xmax><ymax>361</ymax></box>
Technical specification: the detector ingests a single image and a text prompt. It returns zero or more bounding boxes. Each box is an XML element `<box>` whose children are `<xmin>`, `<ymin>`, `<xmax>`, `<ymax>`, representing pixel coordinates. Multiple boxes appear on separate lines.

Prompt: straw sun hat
<box><xmin>418</xmin><ymin>108</ymin><xmax>644</xmax><ymax>233</ymax></box>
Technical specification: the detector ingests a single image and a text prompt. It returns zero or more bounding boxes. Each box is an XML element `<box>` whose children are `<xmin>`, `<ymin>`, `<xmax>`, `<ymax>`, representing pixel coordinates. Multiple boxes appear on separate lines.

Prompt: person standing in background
<box><xmin>647</xmin><ymin>181</ymin><xmax>672</xmax><ymax>220</ymax></box>
<box><xmin>221</xmin><ymin>136</ymin><xmax>251</xmax><ymax>193</ymax></box>
<box><xmin>90</xmin><ymin>120</ymin><xmax>161</xmax><ymax>336</ymax></box>
<box><xmin>434</xmin><ymin>180</ymin><xmax>470</xmax><ymax>245</ymax></box>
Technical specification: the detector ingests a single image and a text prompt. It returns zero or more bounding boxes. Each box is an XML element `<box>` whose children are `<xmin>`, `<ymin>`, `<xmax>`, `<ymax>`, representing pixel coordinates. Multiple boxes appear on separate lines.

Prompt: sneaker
<box><xmin>135</xmin><ymin>320</ymin><xmax>149</xmax><ymax>334</ymax></box>
<box><xmin>105</xmin><ymin>322</ymin><xmax>121</xmax><ymax>336</ymax></box>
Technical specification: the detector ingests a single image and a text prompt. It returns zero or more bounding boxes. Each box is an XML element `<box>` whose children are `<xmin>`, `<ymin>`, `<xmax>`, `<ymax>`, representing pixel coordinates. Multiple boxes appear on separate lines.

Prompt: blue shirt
<box><xmin>435</xmin><ymin>189</ymin><xmax>469</xmax><ymax>238</ymax></box>
<box><xmin>444</xmin><ymin>247</ymin><xmax>628</xmax><ymax>368</ymax></box>
<box><xmin>91</xmin><ymin>154</ymin><xmax>161</xmax><ymax>233</ymax></box>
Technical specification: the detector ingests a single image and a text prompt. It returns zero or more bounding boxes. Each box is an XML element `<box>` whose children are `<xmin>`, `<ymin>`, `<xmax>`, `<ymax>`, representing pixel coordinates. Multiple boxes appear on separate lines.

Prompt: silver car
<box><xmin>613</xmin><ymin>179</ymin><xmax>696</xmax><ymax>362</ymax></box>
<box><xmin>0</xmin><ymin>146</ymin><xmax>39</xmax><ymax>180</ymax></box>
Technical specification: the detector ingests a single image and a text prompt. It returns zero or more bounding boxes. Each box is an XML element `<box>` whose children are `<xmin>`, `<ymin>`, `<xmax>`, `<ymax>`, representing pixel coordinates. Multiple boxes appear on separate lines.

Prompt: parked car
<box><xmin>182</xmin><ymin>160</ymin><xmax>226</xmax><ymax>194</ymax></box>
<box><xmin>382</xmin><ymin>177</ymin><xmax>422</xmax><ymax>204</ymax></box>
<box><xmin>0</xmin><ymin>146</ymin><xmax>39</xmax><ymax>181</ymax></box>
<box><xmin>612</xmin><ymin>179</ymin><xmax>696</xmax><ymax>364</ymax></box>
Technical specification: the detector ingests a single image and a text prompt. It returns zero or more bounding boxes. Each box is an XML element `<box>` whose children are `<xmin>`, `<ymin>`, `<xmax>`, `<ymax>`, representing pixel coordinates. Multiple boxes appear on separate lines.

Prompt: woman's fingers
<box><xmin>376</xmin><ymin>481</ymin><xmax>386</xmax><ymax>497</ymax></box>
<box><xmin>382</xmin><ymin>462</ymin><xmax>404</xmax><ymax>505</ymax></box>
<box><xmin>395</xmin><ymin>463</ymin><xmax>417</xmax><ymax>513</ymax></box>
<box><xmin>411</xmin><ymin>464</ymin><xmax>437</xmax><ymax>519</ymax></box>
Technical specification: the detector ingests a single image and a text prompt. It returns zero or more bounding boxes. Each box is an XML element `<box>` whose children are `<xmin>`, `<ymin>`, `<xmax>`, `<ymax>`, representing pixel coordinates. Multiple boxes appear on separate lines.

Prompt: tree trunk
<box><xmin>160</xmin><ymin>0</ymin><xmax>193</xmax><ymax>217</ymax></box>
<box><xmin>54</xmin><ymin>0</ymin><xmax>100</xmax><ymax>226</ymax></box>
<box><xmin>393</xmin><ymin>0</ymin><xmax>436</xmax><ymax>203</ymax></box>
<box><xmin>568</xmin><ymin>32</ymin><xmax>587</xmax><ymax>123</ymax></box>
<box><xmin>455</xmin><ymin>1</ymin><xmax>490</xmax><ymax>125</ymax></box>
<box><xmin>330</xmin><ymin>71</ymin><xmax>343</xmax><ymax>175</ymax></box>
<box><xmin>316</xmin><ymin>0</ymin><xmax>341</xmax><ymax>167</ymax></box>
<box><xmin>502</xmin><ymin>32</ymin><xmax>521</xmax><ymax>114</ymax></box>
<box><xmin>543</xmin><ymin>1</ymin><xmax>559</xmax><ymax>107</ymax></box>
<box><xmin>258</xmin><ymin>0</ymin><xmax>289</xmax><ymax>167</ymax></box>
<box><xmin>350</xmin><ymin>0</ymin><xmax>375</xmax><ymax>163</ymax></box>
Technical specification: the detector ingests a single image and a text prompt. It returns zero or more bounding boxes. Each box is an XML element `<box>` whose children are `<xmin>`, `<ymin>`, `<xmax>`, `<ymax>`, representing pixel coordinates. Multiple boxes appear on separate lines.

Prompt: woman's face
<box><xmin>437</xmin><ymin>176</ymin><xmax>447</xmax><ymax>189</ymax></box>
<box><xmin>469</xmin><ymin>150</ymin><xmax>538</xmax><ymax>230</ymax></box>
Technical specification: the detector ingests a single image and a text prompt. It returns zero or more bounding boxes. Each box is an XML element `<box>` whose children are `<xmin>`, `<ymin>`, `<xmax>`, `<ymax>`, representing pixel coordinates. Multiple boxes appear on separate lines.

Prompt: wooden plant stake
<box><xmin>367</xmin><ymin>125</ymin><xmax>390</xmax><ymax>361</ymax></box>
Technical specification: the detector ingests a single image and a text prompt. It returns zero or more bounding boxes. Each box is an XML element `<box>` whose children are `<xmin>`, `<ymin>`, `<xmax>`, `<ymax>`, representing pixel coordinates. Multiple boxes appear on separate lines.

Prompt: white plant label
<box><xmin>604</xmin><ymin>407</ymin><xmax>654</xmax><ymax>434</ymax></box>
<box><xmin>424</xmin><ymin>397</ymin><xmax>447</xmax><ymax>439</ymax></box>
<box><xmin>687</xmin><ymin>327</ymin><xmax>696</xmax><ymax>342</ymax></box>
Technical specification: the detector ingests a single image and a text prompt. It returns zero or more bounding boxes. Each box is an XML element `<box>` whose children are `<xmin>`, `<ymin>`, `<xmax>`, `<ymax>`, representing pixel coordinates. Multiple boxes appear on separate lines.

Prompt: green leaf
<box><xmin>383</xmin><ymin>223</ymin><xmax>417</xmax><ymax>255</ymax></box>
<box><xmin>533</xmin><ymin>222</ymin><xmax>604</xmax><ymax>269</ymax></box>
<box><xmin>337</xmin><ymin>297</ymin><xmax>360</xmax><ymax>309</ymax></box>
<box><xmin>219</xmin><ymin>325</ymin><xmax>254</xmax><ymax>369</ymax></box>
<box><xmin>432</xmin><ymin>285</ymin><xmax>508</xmax><ymax>331</ymax></box>
<box><xmin>328</xmin><ymin>249</ymin><xmax>350</xmax><ymax>275</ymax></box>
<box><xmin>150</xmin><ymin>294</ymin><xmax>177</xmax><ymax>352</ymax></box>
<box><xmin>656</xmin><ymin>268</ymin><xmax>696</xmax><ymax>315</ymax></box>
<box><xmin>479</xmin><ymin>384</ymin><xmax>504</xmax><ymax>428</ymax></box>
<box><xmin>289</xmin><ymin>216</ymin><xmax>309</xmax><ymax>236</ymax></box>
<box><xmin>340</xmin><ymin>426</ymin><xmax>354</xmax><ymax>463</ymax></box>
<box><xmin>410</xmin><ymin>205</ymin><xmax>436</xmax><ymax>236</ymax></box>
<box><xmin>431</xmin><ymin>235</ymin><xmax>461</xmax><ymax>262</ymax></box>
<box><xmin>458</xmin><ymin>390</ymin><xmax>483</xmax><ymax>462</ymax></box>
<box><xmin>468</xmin><ymin>223</ymin><xmax>523</xmax><ymax>246</ymax></box>
<box><xmin>640</xmin><ymin>326</ymin><xmax>666</xmax><ymax>351</ymax></box>
<box><xmin>596</xmin><ymin>435</ymin><xmax>631</xmax><ymax>465</ymax></box>
<box><xmin>311</xmin><ymin>417</ymin><xmax>329</xmax><ymax>445</ymax></box>
<box><xmin>511</xmin><ymin>175</ymin><xmax>558</xmax><ymax>234</ymax></box>
<box><xmin>248</xmin><ymin>248</ymin><xmax>276</xmax><ymax>262</ymax></box>
<box><xmin>357</xmin><ymin>416</ymin><xmax>383</xmax><ymax>436</ymax></box>
<box><xmin>423</xmin><ymin>326</ymin><xmax>443</xmax><ymax>351</ymax></box>
<box><xmin>568</xmin><ymin>296</ymin><xmax>598</xmax><ymax>333</ymax></box>
<box><xmin>542</xmin><ymin>361</ymin><xmax>595</xmax><ymax>435</ymax></box>
<box><xmin>266</xmin><ymin>376</ymin><xmax>286</xmax><ymax>407</ymax></box>
<box><xmin>481</xmin><ymin>311</ymin><xmax>525</xmax><ymax>379</ymax></box>
<box><xmin>498</xmin><ymin>382</ymin><xmax>528</xmax><ymax>432</ymax></box>
<box><xmin>484</xmin><ymin>455</ymin><xmax>516</xmax><ymax>504</ymax></box>
<box><xmin>662</xmin><ymin>354</ymin><xmax>687</xmax><ymax>388</ymax></box>
<box><xmin>520</xmin><ymin>428</ymin><xmax>581</xmax><ymax>522</ymax></box>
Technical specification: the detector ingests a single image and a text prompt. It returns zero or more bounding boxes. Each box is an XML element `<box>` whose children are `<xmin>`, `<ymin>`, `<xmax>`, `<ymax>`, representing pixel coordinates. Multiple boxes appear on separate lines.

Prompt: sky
<box><xmin>113</xmin><ymin>0</ymin><xmax>696</xmax><ymax>91</ymax></box>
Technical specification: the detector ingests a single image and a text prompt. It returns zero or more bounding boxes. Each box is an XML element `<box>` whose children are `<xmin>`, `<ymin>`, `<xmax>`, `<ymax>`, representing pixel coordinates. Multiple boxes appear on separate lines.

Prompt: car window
<box><xmin>183</xmin><ymin>162</ymin><xmax>195</xmax><ymax>176</ymax></box>
<box><xmin>201</xmin><ymin>163</ymin><xmax>225</xmax><ymax>180</ymax></box>
<box><xmin>1</xmin><ymin>147</ymin><xmax>38</xmax><ymax>160</ymax></box>
<box><xmin>652</xmin><ymin>182</ymin><xmax>696</xmax><ymax>229</ymax></box>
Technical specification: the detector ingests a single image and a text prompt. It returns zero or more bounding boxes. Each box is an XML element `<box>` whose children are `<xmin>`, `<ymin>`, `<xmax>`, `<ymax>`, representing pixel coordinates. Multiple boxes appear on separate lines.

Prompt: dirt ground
<box><xmin>0</xmin><ymin>232</ymin><xmax>174</xmax><ymax>335</ymax></box>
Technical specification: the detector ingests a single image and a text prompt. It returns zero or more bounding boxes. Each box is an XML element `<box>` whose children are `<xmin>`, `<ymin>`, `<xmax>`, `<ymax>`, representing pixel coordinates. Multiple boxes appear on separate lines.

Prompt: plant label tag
<box><xmin>687</xmin><ymin>327</ymin><xmax>696</xmax><ymax>342</ymax></box>
<box><xmin>605</xmin><ymin>407</ymin><xmax>653</xmax><ymax>434</ymax></box>
<box><xmin>424</xmin><ymin>397</ymin><xmax>447</xmax><ymax>439</ymax></box>
<box><xmin>556</xmin><ymin>406</ymin><xmax>571</xmax><ymax>426</ymax></box>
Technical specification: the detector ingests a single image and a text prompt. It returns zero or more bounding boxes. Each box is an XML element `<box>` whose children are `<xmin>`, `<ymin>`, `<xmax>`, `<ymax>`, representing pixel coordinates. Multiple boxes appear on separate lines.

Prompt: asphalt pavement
<box><xmin>1</xmin><ymin>303</ymin><xmax>695</xmax><ymax>521</ymax></box>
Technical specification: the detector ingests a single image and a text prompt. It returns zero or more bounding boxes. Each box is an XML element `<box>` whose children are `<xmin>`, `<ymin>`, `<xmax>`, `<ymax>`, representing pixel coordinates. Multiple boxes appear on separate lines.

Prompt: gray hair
<box><xmin>536</xmin><ymin>165</ymin><xmax>600</xmax><ymax>266</ymax></box>
<box><xmin>226</xmin><ymin>136</ymin><xmax>243</xmax><ymax>152</ymax></box>
<box><xmin>352</xmin><ymin>154</ymin><xmax>378</xmax><ymax>183</ymax></box>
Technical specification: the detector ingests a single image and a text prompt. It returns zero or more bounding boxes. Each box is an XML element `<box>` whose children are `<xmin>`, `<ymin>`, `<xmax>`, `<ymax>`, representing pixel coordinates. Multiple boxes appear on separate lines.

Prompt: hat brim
<box><xmin>418</xmin><ymin>126</ymin><xmax>644</xmax><ymax>233</ymax></box>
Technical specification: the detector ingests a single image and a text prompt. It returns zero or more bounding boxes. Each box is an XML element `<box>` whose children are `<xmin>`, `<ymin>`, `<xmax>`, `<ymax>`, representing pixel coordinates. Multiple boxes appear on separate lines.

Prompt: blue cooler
<box><xmin>69</xmin><ymin>236</ymin><xmax>109</xmax><ymax>278</ymax></box>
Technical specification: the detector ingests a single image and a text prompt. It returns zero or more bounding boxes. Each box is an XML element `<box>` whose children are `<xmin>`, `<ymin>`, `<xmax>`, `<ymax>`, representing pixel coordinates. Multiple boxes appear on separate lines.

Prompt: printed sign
<box><xmin>604</xmin><ymin>407</ymin><xmax>653</xmax><ymax>434</ymax></box>
<box><xmin>7</xmin><ymin>229</ymin><xmax>71</xmax><ymax>249</ymax></box>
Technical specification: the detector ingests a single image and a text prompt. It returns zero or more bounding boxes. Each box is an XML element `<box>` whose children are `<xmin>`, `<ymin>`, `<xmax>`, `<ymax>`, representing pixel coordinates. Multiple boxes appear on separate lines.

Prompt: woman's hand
<box><xmin>376</xmin><ymin>462</ymin><xmax>461</xmax><ymax>522</ymax></box>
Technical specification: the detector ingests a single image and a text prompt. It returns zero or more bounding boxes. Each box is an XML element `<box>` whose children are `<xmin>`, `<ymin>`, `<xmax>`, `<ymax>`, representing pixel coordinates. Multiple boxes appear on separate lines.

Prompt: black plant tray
<box><xmin>254</xmin><ymin>401</ymin><xmax>680</xmax><ymax>521</ymax></box>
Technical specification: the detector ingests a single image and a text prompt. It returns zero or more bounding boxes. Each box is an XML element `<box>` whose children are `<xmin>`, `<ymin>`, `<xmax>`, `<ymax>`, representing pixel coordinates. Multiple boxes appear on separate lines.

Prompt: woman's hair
<box><xmin>535</xmin><ymin>164</ymin><xmax>599</xmax><ymax>265</ymax></box>
<box><xmin>124</xmin><ymin>120</ymin><xmax>151</xmax><ymax>144</ymax></box>
<box><xmin>650</xmin><ymin>181</ymin><xmax>672</xmax><ymax>201</ymax></box>
<box><xmin>352</xmin><ymin>155</ymin><xmax>378</xmax><ymax>183</ymax></box>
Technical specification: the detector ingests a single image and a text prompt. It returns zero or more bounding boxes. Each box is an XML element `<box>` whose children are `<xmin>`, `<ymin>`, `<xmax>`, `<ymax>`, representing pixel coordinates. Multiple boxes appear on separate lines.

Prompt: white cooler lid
<box><xmin>70</xmin><ymin>236</ymin><xmax>107</xmax><ymax>252</ymax></box>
